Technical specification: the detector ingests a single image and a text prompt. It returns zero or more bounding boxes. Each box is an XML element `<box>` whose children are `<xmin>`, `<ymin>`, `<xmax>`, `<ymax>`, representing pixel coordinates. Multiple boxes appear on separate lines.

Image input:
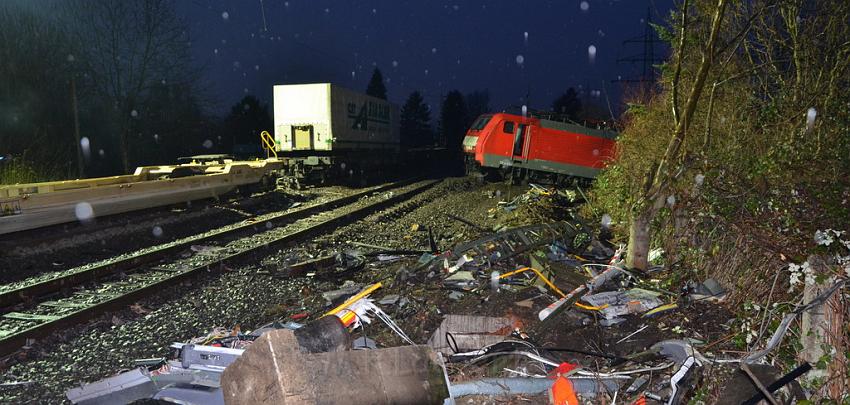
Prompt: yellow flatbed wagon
<box><xmin>0</xmin><ymin>157</ymin><xmax>285</xmax><ymax>236</ymax></box>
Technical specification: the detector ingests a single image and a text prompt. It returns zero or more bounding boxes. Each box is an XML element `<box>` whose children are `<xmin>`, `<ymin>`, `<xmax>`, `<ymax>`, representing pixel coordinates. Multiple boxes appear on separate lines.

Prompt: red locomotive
<box><xmin>462</xmin><ymin>113</ymin><xmax>617</xmax><ymax>183</ymax></box>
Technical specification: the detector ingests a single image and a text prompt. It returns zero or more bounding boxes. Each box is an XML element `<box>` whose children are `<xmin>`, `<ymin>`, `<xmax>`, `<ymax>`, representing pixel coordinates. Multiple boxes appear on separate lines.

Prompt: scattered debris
<box><xmin>352</xmin><ymin>336</ymin><xmax>377</xmax><ymax>350</ymax></box>
<box><xmin>189</xmin><ymin>244</ymin><xmax>223</xmax><ymax>255</ymax></box>
<box><xmin>320</xmin><ymin>280</ymin><xmax>362</xmax><ymax>303</ymax></box>
<box><xmin>444</xmin><ymin>270</ymin><xmax>475</xmax><ymax>291</ymax></box>
<box><xmin>449</xmin><ymin>376</ymin><xmax>621</xmax><ymax>398</ymax></box>
<box><xmin>0</xmin><ymin>381</ymin><xmax>33</xmax><ymax>388</ymax></box>
<box><xmin>447</xmin><ymin>291</ymin><xmax>464</xmax><ymax>300</ymax></box>
<box><xmin>289</xmin><ymin>312</ymin><xmax>309</xmax><ymax>321</ymax></box>
<box><xmin>444</xmin><ymin>254</ymin><xmax>471</xmax><ymax>273</ymax></box>
<box><xmin>61</xmin><ymin>181</ymin><xmax>838</xmax><ymax>404</ymax></box>
<box><xmin>617</xmin><ymin>324</ymin><xmax>649</xmax><ymax>344</ymax></box>
<box><xmin>687</xmin><ymin>277</ymin><xmax>726</xmax><ymax>302</ymax></box>
<box><xmin>581</xmin><ymin>288</ymin><xmax>664</xmax><ymax>321</ymax></box>
<box><xmin>377</xmin><ymin>294</ymin><xmax>400</xmax><ymax>306</ymax></box>
<box><xmin>538</xmin><ymin>263</ymin><xmax>623</xmax><ymax>321</ymax></box>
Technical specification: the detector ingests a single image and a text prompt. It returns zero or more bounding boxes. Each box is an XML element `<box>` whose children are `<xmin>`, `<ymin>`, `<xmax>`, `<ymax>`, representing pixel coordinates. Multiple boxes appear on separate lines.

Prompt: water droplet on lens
<box><xmin>75</xmin><ymin>202</ymin><xmax>94</xmax><ymax>222</ymax></box>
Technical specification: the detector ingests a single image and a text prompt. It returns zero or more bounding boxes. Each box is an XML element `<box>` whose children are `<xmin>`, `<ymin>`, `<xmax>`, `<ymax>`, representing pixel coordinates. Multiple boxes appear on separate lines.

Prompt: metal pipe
<box><xmin>450</xmin><ymin>377</ymin><xmax>622</xmax><ymax>397</ymax></box>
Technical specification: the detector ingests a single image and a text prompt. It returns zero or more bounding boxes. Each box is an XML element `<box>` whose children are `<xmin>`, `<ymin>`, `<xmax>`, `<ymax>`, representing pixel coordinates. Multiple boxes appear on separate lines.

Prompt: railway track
<box><xmin>0</xmin><ymin>178</ymin><xmax>440</xmax><ymax>358</ymax></box>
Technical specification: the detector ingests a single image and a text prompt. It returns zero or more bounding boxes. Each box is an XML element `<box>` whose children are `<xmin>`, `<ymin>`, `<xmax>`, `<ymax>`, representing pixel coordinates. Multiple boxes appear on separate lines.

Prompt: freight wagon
<box><xmin>462</xmin><ymin>113</ymin><xmax>617</xmax><ymax>184</ymax></box>
<box><xmin>272</xmin><ymin>83</ymin><xmax>408</xmax><ymax>186</ymax></box>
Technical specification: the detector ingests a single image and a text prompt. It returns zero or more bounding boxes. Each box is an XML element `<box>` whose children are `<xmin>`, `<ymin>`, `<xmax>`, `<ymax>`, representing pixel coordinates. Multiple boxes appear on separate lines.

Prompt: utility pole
<box><xmin>613</xmin><ymin>8</ymin><xmax>666</xmax><ymax>86</ymax></box>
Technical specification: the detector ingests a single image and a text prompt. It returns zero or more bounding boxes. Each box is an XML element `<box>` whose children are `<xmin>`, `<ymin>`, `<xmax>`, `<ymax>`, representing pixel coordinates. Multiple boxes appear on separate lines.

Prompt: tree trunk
<box><xmin>120</xmin><ymin>128</ymin><xmax>130</xmax><ymax>174</ymax></box>
<box><xmin>627</xmin><ymin>211</ymin><xmax>651</xmax><ymax>270</ymax></box>
<box><xmin>71</xmin><ymin>78</ymin><xmax>84</xmax><ymax>179</ymax></box>
<box><xmin>668</xmin><ymin>204</ymin><xmax>688</xmax><ymax>266</ymax></box>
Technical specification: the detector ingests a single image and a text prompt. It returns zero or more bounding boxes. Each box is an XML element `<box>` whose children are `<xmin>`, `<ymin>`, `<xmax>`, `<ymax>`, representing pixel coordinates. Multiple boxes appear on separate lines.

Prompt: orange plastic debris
<box><xmin>338</xmin><ymin>310</ymin><xmax>358</xmax><ymax>327</ymax></box>
<box><xmin>630</xmin><ymin>394</ymin><xmax>647</xmax><ymax>405</ymax></box>
<box><xmin>548</xmin><ymin>375</ymin><xmax>579</xmax><ymax>405</ymax></box>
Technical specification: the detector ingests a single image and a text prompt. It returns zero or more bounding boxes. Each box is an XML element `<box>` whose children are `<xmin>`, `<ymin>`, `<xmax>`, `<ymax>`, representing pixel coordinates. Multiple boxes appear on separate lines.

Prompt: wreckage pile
<box><xmin>62</xmin><ymin>183</ymin><xmax>837</xmax><ymax>404</ymax></box>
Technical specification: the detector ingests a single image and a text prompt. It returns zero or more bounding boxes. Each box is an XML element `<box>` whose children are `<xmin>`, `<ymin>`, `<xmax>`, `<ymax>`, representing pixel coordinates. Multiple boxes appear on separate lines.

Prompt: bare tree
<box><xmin>69</xmin><ymin>0</ymin><xmax>198</xmax><ymax>172</ymax></box>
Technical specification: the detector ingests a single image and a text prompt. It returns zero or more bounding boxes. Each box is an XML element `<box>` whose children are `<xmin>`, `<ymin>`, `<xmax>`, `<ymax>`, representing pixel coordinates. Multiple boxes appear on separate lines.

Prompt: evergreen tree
<box><xmin>400</xmin><ymin>91</ymin><xmax>432</xmax><ymax>147</ymax></box>
<box><xmin>439</xmin><ymin>90</ymin><xmax>468</xmax><ymax>150</ymax></box>
<box><xmin>140</xmin><ymin>81</ymin><xmax>206</xmax><ymax>163</ymax></box>
<box><xmin>551</xmin><ymin>88</ymin><xmax>582</xmax><ymax>121</ymax></box>
<box><xmin>365</xmin><ymin>68</ymin><xmax>387</xmax><ymax>100</ymax></box>
<box><xmin>465</xmin><ymin>90</ymin><xmax>491</xmax><ymax>126</ymax></box>
<box><xmin>224</xmin><ymin>95</ymin><xmax>273</xmax><ymax>152</ymax></box>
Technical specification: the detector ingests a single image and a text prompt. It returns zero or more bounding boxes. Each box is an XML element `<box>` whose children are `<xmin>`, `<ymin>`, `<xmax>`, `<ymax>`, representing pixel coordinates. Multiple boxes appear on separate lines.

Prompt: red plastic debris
<box><xmin>549</xmin><ymin>362</ymin><xmax>579</xmax><ymax>378</ymax></box>
<box><xmin>290</xmin><ymin>312</ymin><xmax>310</xmax><ymax>320</ymax></box>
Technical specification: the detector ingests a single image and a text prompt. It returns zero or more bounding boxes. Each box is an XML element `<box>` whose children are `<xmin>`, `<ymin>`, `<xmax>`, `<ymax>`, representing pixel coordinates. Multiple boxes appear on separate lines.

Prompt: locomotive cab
<box><xmin>463</xmin><ymin>113</ymin><xmax>529</xmax><ymax>175</ymax></box>
<box><xmin>462</xmin><ymin>114</ymin><xmax>492</xmax><ymax>154</ymax></box>
<box><xmin>462</xmin><ymin>114</ymin><xmax>492</xmax><ymax>175</ymax></box>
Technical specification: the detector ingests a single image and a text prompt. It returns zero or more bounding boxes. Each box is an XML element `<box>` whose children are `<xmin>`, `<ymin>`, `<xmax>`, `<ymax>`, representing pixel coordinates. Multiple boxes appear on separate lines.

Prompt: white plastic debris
<box><xmin>649</xmin><ymin>248</ymin><xmax>664</xmax><ymax>263</ymax></box>
<box><xmin>445</xmin><ymin>254</ymin><xmax>471</xmax><ymax>273</ymax></box>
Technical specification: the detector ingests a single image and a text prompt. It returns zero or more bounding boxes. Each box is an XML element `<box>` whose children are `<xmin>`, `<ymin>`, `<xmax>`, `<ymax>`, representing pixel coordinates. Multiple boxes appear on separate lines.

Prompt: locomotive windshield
<box><xmin>470</xmin><ymin>115</ymin><xmax>492</xmax><ymax>131</ymax></box>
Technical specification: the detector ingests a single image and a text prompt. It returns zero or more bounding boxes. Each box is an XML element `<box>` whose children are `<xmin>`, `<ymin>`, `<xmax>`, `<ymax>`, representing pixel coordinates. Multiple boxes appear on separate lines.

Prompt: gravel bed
<box><xmin>320</xmin><ymin>176</ymin><xmax>527</xmax><ymax>249</ymax></box>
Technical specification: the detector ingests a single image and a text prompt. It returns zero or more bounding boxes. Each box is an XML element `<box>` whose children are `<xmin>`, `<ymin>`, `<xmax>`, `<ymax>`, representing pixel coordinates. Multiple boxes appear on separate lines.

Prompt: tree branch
<box><xmin>647</xmin><ymin>0</ymin><xmax>729</xmax><ymax>203</ymax></box>
<box><xmin>671</xmin><ymin>0</ymin><xmax>689</xmax><ymax>127</ymax></box>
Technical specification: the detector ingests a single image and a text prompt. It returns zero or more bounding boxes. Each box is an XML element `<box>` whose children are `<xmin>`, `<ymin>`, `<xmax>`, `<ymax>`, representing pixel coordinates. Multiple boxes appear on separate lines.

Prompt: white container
<box><xmin>273</xmin><ymin>83</ymin><xmax>400</xmax><ymax>152</ymax></box>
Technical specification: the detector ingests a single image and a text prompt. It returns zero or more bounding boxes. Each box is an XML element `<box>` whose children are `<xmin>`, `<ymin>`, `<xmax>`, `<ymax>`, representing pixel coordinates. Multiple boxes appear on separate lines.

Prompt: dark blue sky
<box><xmin>177</xmin><ymin>0</ymin><xmax>675</xmax><ymax>116</ymax></box>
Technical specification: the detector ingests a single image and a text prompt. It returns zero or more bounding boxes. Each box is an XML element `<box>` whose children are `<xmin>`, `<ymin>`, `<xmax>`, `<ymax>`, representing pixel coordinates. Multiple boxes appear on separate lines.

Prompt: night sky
<box><xmin>177</xmin><ymin>0</ymin><xmax>675</xmax><ymax>116</ymax></box>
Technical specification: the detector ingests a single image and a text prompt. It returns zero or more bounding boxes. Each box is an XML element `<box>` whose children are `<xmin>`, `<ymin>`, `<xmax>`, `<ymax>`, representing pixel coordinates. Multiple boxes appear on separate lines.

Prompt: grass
<box><xmin>0</xmin><ymin>157</ymin><xmax>66</xmax><ymax>185</ymax></box>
